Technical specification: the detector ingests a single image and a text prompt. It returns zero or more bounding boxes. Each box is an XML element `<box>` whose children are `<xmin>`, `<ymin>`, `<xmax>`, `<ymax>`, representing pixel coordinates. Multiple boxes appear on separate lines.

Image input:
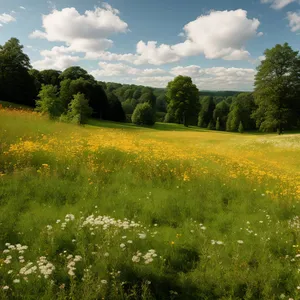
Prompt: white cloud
<box><xmin>91</xmin><ymin>63</ymin><xmax>256</xmax><ymax>90</ymax></box>
<box><xmin>32</xmin><ymin>46</ymin><xmax>81</xmax><ymax>70</ymax></box>
<box><xmin>261</xmin><ymin>0</ymin><xmax>295</xmax><ymax>9</ymax></box>
<box><xmin>90</xmin><ymin>62</ymin><xmax>166</xmax><ymax>78</ymax></box>
<box><xmin>92</xmin><ymin>9</ymin><xmax>261</xmax><ymax>65</ymax></box>
<box><xmin>20</xmin><ymin>6</ymin><xmax>26</xmax><ymax>10</ymax></box>
<box><xmin>0</xmin><ymin>13</ymin><xmax>16</xmax><ymax>24</ymax></box>
<box><xmin>287</xmin><ymin>11</ymin><xmax>300</xmax><ymax>31</ymax></box>
<box><xmin>29</xmin><ymin>3</ymin><xmax>128</xmax><ymax>53</ymax></box>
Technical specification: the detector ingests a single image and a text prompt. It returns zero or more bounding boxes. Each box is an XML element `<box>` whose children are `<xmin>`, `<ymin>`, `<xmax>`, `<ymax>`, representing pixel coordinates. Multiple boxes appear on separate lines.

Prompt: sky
<box><xmin>1</xmin><ymin>0</ymin><xmax>300</xmax><ymax>91</ymax></box>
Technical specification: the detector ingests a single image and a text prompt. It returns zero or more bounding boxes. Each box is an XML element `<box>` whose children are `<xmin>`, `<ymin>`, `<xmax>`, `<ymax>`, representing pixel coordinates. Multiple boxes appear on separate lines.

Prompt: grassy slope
<box><xmin>0</xmin><ymin>108</ymin><xmax>300</xmax><ymax>299</ymax></box>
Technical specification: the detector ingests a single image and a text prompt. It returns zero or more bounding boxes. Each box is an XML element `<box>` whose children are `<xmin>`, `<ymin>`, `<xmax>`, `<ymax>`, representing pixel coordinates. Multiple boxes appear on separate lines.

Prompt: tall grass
<box><xmin>0</xmin><ymin>107</ymin><xmax>300</xmax><ymax>299</ymax></box>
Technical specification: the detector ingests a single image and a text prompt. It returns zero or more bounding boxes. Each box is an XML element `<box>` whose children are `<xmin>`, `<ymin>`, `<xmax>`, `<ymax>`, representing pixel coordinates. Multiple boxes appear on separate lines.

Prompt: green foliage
<box><xmin>104</xmin><ymin>93</ymin><xmax>126</xmax><ymax>122</ymax></box>
<box><xmin>36</xmin><ymin>85</ymin><xmax>63</xmax><ymax>119</ymax></box>
<box><xmin>238</xmin><ymin>121</ymin><xmax>244</xmax><ymax>133</ymax></box>
<box><xmin>0</xmin><ymin>38</ymin><xmax>35</xmax><ymax>106</ymax></box>
<box><xmin>213</xmin><ymin>100</ymin><xmax>230</xmax><ymax>130</ymax></box>
<box><xmin>66</xmin><ymin>93</ymin><xmax>92</xmax><ymax>125</ymax></box>
<box><xmin>207</xmin><ymin>121</ymin><xmax>214</xmax><ymax>130</ymax></box>
<box><xmin>59</xmin><ymin>66</ymin><xmax>95</xmax><ymax>81</ymax></box>
<box><xmin>40</xmin><ymin>69</ymin><xmax>61</xmax><ymax>87</ymax></box>
<box><xmin>122</xmin><ymin>99</ymin><xmax>135</xmax><ymax>114</ymax></box>
<box><xmin>216</xmin><ymin>117</ymin><xmax>221</xmax><ymax>131</ymax></box>
<box><xmin>164</xmin><ymin>112</ymin><xmax>176</xmax><ymax>123</ymax></box>
<box><xmin>166</xmin><ymin>76</ymin><xmax>199</xmax><ymax>127</ymax></box>
<box><xmin>139</xmin><ymin>90</ymin><xmax>156</xmax><ymax>109</ymax></box>
<box><xmin>253</xmin><ymin>43</ymin><xmax>300</xmax><ymax>133</ymax></box>
<box><xmin>226</xmin><ymin>93</ymin><xmax>256</xmax><ymax>132</ymax></box>
<box><xmin>132</xmin><ymin>102</ymin><xmax>156</xmax><ymax>125</ymax></box>
<box><xmin>198</xmin><ymin>96</ymin><xmax>215</xmax><ymax>128</ymax></box>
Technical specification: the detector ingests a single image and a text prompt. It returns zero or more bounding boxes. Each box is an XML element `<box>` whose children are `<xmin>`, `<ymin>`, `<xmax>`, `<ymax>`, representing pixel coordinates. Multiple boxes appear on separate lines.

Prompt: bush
<box><xmin>238</xmin><ymin>121</ymin><xmax>244</xmax><ymax>133</ymax></box>
<box><xmin>66</xmin><ymin>93</ymin><xmax>92</xmax><ymax>125</ymax></box>
<box><xmin>164</xmin><ymin>112</ymin><xmax>176</xmax><ymax>123</ymax></box>
<box><xmin>36</xmin><ymin>85</ymin><xmax>63</xmax><ymax>119</ymax></box>
<box><xmin>131</xmin><ymin>103</ymin><xmax>155</xmax><ymax>126</ymax></box>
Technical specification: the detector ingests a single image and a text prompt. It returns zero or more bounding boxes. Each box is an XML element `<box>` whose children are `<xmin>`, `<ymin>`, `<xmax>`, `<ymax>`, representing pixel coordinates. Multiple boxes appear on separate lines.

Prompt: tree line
<box><xmin>1</xmin><ymin>38</ymin><xmax>300</xmax><ymax>132</ymax></box>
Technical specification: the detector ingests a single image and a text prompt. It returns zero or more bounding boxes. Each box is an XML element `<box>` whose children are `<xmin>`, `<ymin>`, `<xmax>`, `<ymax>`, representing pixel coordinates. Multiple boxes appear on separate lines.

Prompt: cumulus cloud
<box><xmin>29</xmin><ymin>3</ymin><xmax>128</xmax><ymax>53</ymax></box>
<box><xmin>90</xmin><ymin>62</ymin><xmax>256</xmax><ymax>90</ymax></box>
<box><xmin>287</xmin><ymin>11</ymin><xmax>300</xmax><ymax>31</ymax></box>
<box><xmin>90</xmin><ymin>62</ymin><xmax>166</xmax><ymax>78</ymax></box>
<box><xmin>261</xmin><ymin>0</ymin><xmax>295</xmax><ymax>9</ymax></box>
<box><xmin>93</xmin><ymin>9</ymin><xmax>261</xmax><ymax>65</ymax></box>
<box><xmin>32</xmin><ymin>46</ymin><xmax>81</xmax><ymax>70</ymax></box>
<box><xmin>0</xmin><ymin>13</ymin><xmax>16</xmax><ymax>24</ymax></box>
<box><xmin>20</xmin><ymin>6</ymin><xmax>26</xmax><ymax>10</ymax></box>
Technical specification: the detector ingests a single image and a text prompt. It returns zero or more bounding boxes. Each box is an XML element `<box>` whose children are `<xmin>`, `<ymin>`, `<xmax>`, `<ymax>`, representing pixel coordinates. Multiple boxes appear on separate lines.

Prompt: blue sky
<box><xmin>1</xmin><ymin>0</ymin><xmax>300</xmax><ymax>90</ymax></box>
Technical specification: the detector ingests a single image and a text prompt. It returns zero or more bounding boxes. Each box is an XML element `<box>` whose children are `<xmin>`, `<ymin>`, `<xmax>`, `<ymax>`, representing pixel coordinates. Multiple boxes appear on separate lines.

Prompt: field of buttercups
<box><xmin>1</xmin><ymin>107</ymin><xmax>300</xmax><ymax>299</ymax></box>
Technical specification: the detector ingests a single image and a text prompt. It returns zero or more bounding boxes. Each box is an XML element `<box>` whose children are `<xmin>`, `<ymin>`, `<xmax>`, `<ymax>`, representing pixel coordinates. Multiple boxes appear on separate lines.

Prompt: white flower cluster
<box><xmin>289</xmin><ymin>216</ymin><xmax>300</xmax><ymax>231</ymax></box>
<box><xmin>81</xmin><ymin>215</ymin><xmax>140</xmax><ymax>231</ymax></box>
<box><xmin>211</xmin><ymin>240</ymin><xmax>224</xmax><ymax>245</ymax></box>
<box><xmin>61</xmin><ymin>214</ymin><xmax>75</xmax><ymax>230</ymax></box>
<box><xmin>3</xmin><ymin>243</ymin><xmax>28</xmax><ymax>254</ymax></box>
<box><xmin>20</xmin><ymin>262</ymin><xmax>38</xmax><ymax>276</ymax></box>
<box><xmin>132</xmin><ymin>249</ymin><xmax>157</xmax><ymax>264</ymax></box>
<box><xmin>37</xmin><ymin>256</ymin><xmax>55</xmax><ymax>279</ymax></box>
<box><xmin>66</xmin><ymin>254</ymin><xmax>82</xmax><ymax>277</ymax></box>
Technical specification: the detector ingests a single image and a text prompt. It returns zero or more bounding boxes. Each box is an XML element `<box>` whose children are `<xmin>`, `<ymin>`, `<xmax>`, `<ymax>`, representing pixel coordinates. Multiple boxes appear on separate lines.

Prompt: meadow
<box><xmin>1</xmin><ymin>106</ymin><xmax>300</xmax><ymax>300</ymax></box>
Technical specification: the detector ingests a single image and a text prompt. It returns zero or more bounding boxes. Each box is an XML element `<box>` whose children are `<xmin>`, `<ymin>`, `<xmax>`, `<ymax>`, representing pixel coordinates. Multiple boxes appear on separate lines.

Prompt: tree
<box><xmin>36</xmin><ymin>85</ymin><xmax>63</xmax><ymax>119</ymax></box>
<box><xmin>253</xmin><ymin>43</ymin><xmax>300</xmax><ymax>133</ymax></box>
<box><xmin>29</xmin><ymin>69</ymin><xmax>43</xmax><ymax>98</ymax></box>
<box><xmin>216</xmin><ymin>117</ymin><xmax>221</xmax><ymax>131</ymax></box>
<box><xmin>132</xmin><ymin>102</ymin><xmax>156</xmax><ymax>126</ymax></box>
<box><xmin>0</xmin><ymin>38</ymin><xmax>35</xmax><ymax>106</ymax></box>
<box><xmin>166</xmin><ymin>76</ymin><xmax>199</xmax><ymax>127</ymax></box>
<box><xmin>198</xmin><ymin>96</ymin><xmax>215</xmax><ymax>128</ymax></box>
<box><xmin>40</xmin><ymin>69</ymin><xmax>61</xmax><ymax>87</ymax></box>
<box><xmin>66</xmin><ymin>93</ymin><xmax>92</xmax><ymax>125</ymax></box>
<box><xmin>122</xmin><ymin>99</ymin><xmax>135</xmax><ymax>114</ymax></box>
<box><xmin>103</xmin><ymin>92</ymin><xmax>126</xmax><ymax>122</ymax></box>
<box><xmin>139</xmin><ymin>90</ymin><xmax>156</xmax><ymax>108</ymax></box>
<box><xmin>238</xmin><ymin>121</ymin><xmax>244</xmax><ymax>133</ymax></box>
<box><xmin>213</xmin><ymin>100</ymin><xmax>230</xmax><ymax>130</ymax></box>
<box><xmin>59</xmin><ymin>66</ymin><xmax>94</xmax><ymax>81</ymax></box>
<box><xmin>226</xmin><ymin>93</ymin><xmax>256</xmax><ymax>132</ymax></box>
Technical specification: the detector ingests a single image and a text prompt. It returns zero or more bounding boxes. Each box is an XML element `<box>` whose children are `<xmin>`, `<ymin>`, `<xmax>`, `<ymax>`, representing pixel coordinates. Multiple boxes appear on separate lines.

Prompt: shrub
<box><xmin>131</xmin><ymin>103</ymin><xmax>155</xmax><ymax>126</ymax></box>
<box><xmin>36</xmin><ymin>85</ymin><xmax>63</xmax><ymax>119</ymax></box>
<box><xmin>238</xmin><ymin>121</ymin><xmax>244</xmax><ymax>133</ymax></box>
<box><xmin>66</xmin><ymin>93</ymin><xmax>92</xmax><ymax>125</ymax></box>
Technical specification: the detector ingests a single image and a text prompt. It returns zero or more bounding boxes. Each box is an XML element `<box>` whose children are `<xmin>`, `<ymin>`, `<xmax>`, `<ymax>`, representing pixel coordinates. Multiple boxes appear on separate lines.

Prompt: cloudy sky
<box><xmin>1</xmin><ymin>0</ymin><xmax>300</xmax><ymax>90</ymax></box>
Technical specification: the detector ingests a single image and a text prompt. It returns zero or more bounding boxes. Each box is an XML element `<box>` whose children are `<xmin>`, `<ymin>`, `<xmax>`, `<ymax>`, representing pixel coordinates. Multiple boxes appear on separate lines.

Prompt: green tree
<box><xmin>213</xmin><ymin>100</ymin><xmax>230</xmax><ymax>130</ymax></box>
<box><xmin>253</xmin><ymin>43</ymin><xmax>300</xmax><ymax>133</ymax></box>
<box><xmin>40</xmin><ymin>69</ymin><xmax>61</xmax><ymax>87</ymax></box>
<box><xmin>122</xmin><ymin>99</ymin><xmax>135</xmax><ymax>114</ymax></box>
<box><xmin>226</xmin><ymin>93</ymin><xmax>256</xmax><ymax>132</ymax></box>
<box><xmin>103</xmin><ymin>92</ymin><xmax>126</xmax><ymax>122</ymax></box>
<box><xmin>166</xmin><ymin>76</ymin><xmax>199</xmax><ymax>127</ymax></box>
<box><xmin>132</xmin><ymin>102</ymin><xmax>156</xmax><ymax>126</ymax></box>
<box><xmin>238</xmin><ymin>121</ymin><xmax>244</xmax><ymax>133</ymax></box>
<box><xmin>36</xmin><ymin>85</ymin><xmax>63</xmax><ymax>119</ymax></box>
<box><xmin>198</xmin><ymin>96</ymin><xmax>215</xmax><ymax>128</ymax></box>
<box><xmin>66</xmin><ymin>93</ymin><xmax>92</xmax><ymax>124</ymax></box>
<box><xmin>216</xmin><ymin>117</ymin><xmax>221</xmax><ymax>131</ymax></box>
<box><xmin>29</xmin><ymin>69</ymin><xmax>43</xmax><ymax>98</ymax></box>
<box><xmin>59</xmin><ymin>66</ymin><xmax>94</xmax><ymax>81</ymax></box>
<box><xmin>139</xmin><ymin>90</ymin><xmax>156</xmax><ymax>108</ymax></box>
<box><xmin>0</xmin><ymin>38</ymin><xmax>35</xmax><ymax>106</ymax></box>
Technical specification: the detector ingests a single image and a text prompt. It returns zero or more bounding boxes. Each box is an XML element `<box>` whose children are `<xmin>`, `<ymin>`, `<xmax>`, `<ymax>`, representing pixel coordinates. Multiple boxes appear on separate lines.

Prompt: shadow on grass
<box><xmin>88</xmin><ymin>119</ymin><xmax>209</xmax><ymax>132</ymax></box>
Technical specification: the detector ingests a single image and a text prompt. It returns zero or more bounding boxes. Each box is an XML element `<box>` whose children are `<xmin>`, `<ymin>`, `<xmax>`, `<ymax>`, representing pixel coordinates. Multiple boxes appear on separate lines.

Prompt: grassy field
<box><xmin>1</xmin><ymin>105</ymin><xmax>300</xmax><ymax>299</ymax></box>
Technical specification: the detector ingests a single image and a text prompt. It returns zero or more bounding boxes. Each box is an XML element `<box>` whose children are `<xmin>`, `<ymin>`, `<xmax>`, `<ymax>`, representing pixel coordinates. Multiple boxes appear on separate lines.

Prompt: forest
<box><xmin>1</xmin><ymin>37</ymin><xmax>300</xmax><ymax>133</ymax></box>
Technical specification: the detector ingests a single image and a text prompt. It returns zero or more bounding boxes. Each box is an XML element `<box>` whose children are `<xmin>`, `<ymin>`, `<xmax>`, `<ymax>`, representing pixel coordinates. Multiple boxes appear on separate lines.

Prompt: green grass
<box><xmin>1</xmin><ymin>108</ymin><xmax>300</xmax><ymax>299</ymax></box>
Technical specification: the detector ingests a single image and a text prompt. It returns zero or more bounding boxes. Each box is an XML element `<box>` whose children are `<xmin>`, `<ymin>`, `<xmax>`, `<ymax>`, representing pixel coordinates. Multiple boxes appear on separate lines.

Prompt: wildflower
<box><xmin>138</xmin><ymin>233</ymin><xmax>146</xmax><ymax>239</ymax></box>
<box><xmin>237</xmin><ymin>240</ymin><xmax>244</xmax><ymax>244</ymax></box>
<box><xmin>7</xmin><ymin>270</ymin><xmax>13</xmax><ymax>274</ymax></box>
<box><xmin>2</xmin><ymin>286</ymin><xmax>9</xmax><ymax>290</ymax></box>
<box><xmin>171</xmin><ymin>241</ymin><xmax>175</xmax><ymax>245</ymax></box>
<box><xmin>46</xmin><ymin>225</ymin><xmax>52</xmax><ymax>231</ymax></box>
<box><xmin>127</xmin><ymin>240</ymin><xmax>133</xmax><ymax>243</ymax></box>
<box><xmin>120</xmin><ymin>243</ymin><xmax>126</xmax><ymax>249</ymax></box>
<box><xmin>200</xmin><ymin>226</ymin><xmax>206</xmax><ymax>230</ymax></box>
<box><xmin>132</xmin><ymin>255</ymin><xmax>140</xmax><ymax>263</ymax></box>
<box><xmin>13</xmin><ymin>279</ymin><xmax>20</xmax><ymax>283</ymax></box>
<box><xmin>104</xmin><ymin>252</ymin><xmax>109</xmax><ymax>257</ymax></box>
<box><xmin>101</xmin><ymin>280</ymin><xmax>107</xmax><ymax>284</ymax></box>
